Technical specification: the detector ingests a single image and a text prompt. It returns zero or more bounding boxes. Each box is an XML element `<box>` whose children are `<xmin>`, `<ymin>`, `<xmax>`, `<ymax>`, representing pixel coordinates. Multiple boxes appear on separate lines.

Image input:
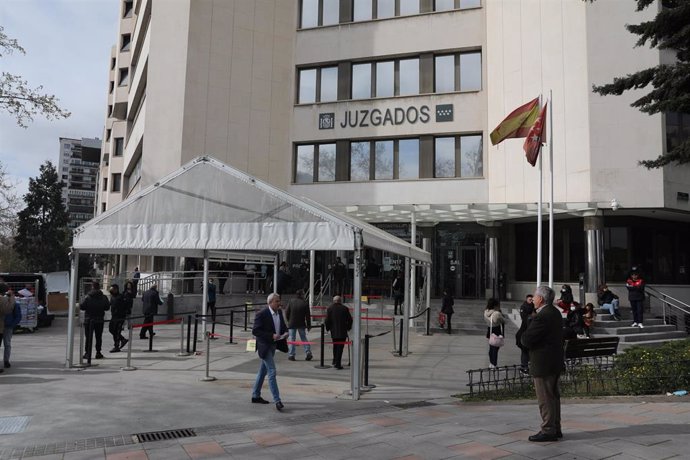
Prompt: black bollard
<box><xmin>314</xmin><ymin>323</ymin><xmax>331</xmax><ymax>369</ymax></box>
<box><xmin>425</xmin><ymin>307</ymin><xmax>431</xmax><ymax>336</ymax></box>
<box><xmin>193</xmin><ymin>317</ymin><xmax>198</xmax><ymax>353</ymax></box>
<box><xmin>227</xmin><ymin>310</ymin><xmax>236</xmax><ymax>344</ymax></box>
<box><xmin>364</xmin><ymin>334</ymin><xmax>371</xmax><ymax>386</ymax></box>
<box><xmin>186</xmin><ymin>315</ymin><xmax>192</xmax><ymax>353</ymax></box>
<box><xmin>86</xmin><ymin>319</ymin><xmax>93</xmax><ymax>366</ymax></box>
<box><xmin>244</xmin><ymin>303</ymin><xmax>249</xmax><ymax>331</ymax></box>
<box><xmin>398</xmin><ymin>318</ymin><xmax>405</xmax><ymax>356</ymax></box>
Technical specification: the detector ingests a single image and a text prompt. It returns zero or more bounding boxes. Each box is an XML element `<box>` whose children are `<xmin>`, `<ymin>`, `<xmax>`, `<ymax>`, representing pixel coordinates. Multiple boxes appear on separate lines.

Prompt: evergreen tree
<box><xmin>14</xmin><ymin>161</ymin><xmax>70</xmax><ymax>272</ymax></box>
<box><xmin>592</xmin><ymin>0</ymin><xmax>690</xmax><ymax>168</ymax></box>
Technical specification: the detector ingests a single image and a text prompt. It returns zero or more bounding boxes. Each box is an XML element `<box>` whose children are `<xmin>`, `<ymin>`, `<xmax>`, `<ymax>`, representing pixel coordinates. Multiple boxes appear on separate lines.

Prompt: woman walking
<box><xmin>441</xmin><ymin>290</ymin><xmax>454</xmax><ymax>334</ymax></box>
<box><xmin>484</xmin><ymin>298</ymin><xmax>505</xmax><ymax>368</ymax></box>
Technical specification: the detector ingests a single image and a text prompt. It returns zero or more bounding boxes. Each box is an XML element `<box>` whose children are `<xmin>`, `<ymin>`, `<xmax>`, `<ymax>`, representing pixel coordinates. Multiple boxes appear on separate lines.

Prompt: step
<box><xmin>618</xmin><ymin>331</ymin><xmax>688</xmax><ymax>343</ymax></box>
<box><xmin>597</xmin><ymin>318</ymin><xmax>665</xmax><ymax>327</ymax></box>
<box><xmin>592</xmin><ymin>325</ymin><xmax>678</xmax><ymax>335</ymax></box>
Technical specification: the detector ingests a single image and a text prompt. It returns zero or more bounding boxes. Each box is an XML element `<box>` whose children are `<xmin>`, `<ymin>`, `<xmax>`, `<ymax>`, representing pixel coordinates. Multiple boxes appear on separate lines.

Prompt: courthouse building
<box><xmin>97</xmin><ymin>0</ymin><xmax>690</xmax><ymax>299</ymax></box>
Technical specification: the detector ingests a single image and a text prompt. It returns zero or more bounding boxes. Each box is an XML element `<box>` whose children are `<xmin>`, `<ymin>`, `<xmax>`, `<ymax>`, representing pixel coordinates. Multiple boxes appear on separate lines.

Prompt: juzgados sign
<box><xmin>319</xmin><ymin>104</ymin><xmax>453</xmax><ymax>130</ymax></box>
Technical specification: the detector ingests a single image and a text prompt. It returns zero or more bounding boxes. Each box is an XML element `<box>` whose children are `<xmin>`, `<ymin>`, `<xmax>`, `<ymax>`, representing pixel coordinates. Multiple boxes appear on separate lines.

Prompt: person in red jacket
<box><xmin>626</xmin><ymin>271</ymin><xmax>646</xmax><ymax>328</ymax></box>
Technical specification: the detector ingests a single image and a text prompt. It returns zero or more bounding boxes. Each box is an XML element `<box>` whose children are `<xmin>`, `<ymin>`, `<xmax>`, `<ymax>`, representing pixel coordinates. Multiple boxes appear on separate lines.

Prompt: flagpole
<box><xmin>548</xmin><ymin>90</ymin><xmax>554</xmax><ymax>289</ymax></box>
<box><xmin>537</xmin><ymin>143</ymin><xmax>543</xmax><ymax>290</ymax></box>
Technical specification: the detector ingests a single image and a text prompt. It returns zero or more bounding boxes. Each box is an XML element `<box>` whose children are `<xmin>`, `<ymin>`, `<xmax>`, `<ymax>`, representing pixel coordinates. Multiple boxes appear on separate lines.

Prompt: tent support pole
<box><xmin>66</xmin><ymin>248</ymin><xmax>79</xmax><ymax>368</ymax></box>
<box><xmin>309</xmin><ymin>250</ymin><xmax>315</xmax><ymax>307</ymax></box>
<box><xmin>202</xmin><ymin>252</ymin><xmax>209</xmax><ymax>338</ymax></box>
<box><xmin>403</xmin><ymin>257</ymin><xmax>410</xmax><ymax>357</ymax></box>
<box><xmin>273</xmin><ymin>255</ymin><xmax>278</xmax><ymax>295</ymax></box>
<box><xmin>351</xmin><ymin>230</ymin><xmax>363</xmax><ymax>400</ymax></box>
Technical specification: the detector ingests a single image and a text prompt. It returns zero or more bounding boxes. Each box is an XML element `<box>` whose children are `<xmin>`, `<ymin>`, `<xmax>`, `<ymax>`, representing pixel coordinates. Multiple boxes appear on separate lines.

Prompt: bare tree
<box><xmin>0</xmin><ymin>26</ymin><xmax>70</xmax><ymax>128</ymax></box>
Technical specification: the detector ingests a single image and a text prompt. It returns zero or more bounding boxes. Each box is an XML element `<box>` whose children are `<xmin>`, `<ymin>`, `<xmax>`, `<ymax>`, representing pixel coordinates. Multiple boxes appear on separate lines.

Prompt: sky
<box><xmin>1</xmin><ymin>0</ymin><xmax>118</xmax><ymax>201</ymax></box>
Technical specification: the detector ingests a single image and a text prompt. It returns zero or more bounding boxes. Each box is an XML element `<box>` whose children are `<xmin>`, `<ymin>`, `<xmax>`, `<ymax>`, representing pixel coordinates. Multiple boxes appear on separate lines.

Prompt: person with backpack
<box><xmin>3</xmin><ymin>294</ymin><xmax>22</xmax><ymax>369</ymax></box>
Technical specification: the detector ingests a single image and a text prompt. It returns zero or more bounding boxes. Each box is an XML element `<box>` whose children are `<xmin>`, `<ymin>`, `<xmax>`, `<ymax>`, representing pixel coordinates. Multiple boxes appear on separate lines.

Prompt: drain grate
<box><xmin>0</xmin><ymin>416</ymin><xmax>31</xmax><ymax>435</ymax></box>
<box><xmin>133</xmin><ymin>428</ymin><xmax>196</xmax><ymax>443</ymax></box>
<box><xmin>392</xmin><ymin>401</ymin><xmax>436</xmax><ymax>409</ymax></box>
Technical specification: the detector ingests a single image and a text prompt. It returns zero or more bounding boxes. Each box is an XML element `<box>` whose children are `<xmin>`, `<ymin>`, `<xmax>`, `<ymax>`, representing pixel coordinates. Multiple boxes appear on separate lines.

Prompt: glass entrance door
<box><xmin>458</xmin><ymin>246</ymin><xmax>482</xmax><ymax>298</ymax></box>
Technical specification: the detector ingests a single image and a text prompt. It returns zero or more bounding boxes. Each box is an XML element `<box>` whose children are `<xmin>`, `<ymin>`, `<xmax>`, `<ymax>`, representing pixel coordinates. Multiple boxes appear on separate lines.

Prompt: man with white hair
<box><xmin>325</xmin><ymin>295</ymin><xmax>352</xmax><ymax>370</ymax></box>
<box><xmin>521</xmin><ymin>285</ymin><xmax>565</xmax><ymax>442</ymax></box>
<box><xmin>251</xmin><ymin>293</ymin><xmax>288</xmax><ymax>411</ymax></box>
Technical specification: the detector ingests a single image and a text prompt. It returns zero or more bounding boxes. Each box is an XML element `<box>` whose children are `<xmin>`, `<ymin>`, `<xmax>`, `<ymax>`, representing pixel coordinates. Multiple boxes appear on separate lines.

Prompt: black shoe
<box><xmin>556</xmin><ymin>430</ymin><xmax>563</xmax><ymax>439</ymax></box>
<box><xmin>120</xmin><ymin>338</ymin><xmax>129</xmax><ymax>348</ymax></box>
<box><xmin>275</xmin><ymin>401</ymin><xmax>284</xmax><ymax>411</ymax></box>
<box><xmin>95</xmin><ymin>352</ymin><xmax>104</xmax><ymax>359</ymax></box>
<box><xmin>140</xmin><ymin>336</ymin><xmax>147</xmax><ymax>340</ymax></box>
<box><xmin>4</xmin><ymin>361</ymin><xmax>10</xmax><ymax>369</ymax></box>
<box><xmin>110</xmin><ymin>347</ymin><xmax>120</xmax><ymax>353</ymax></box>
<box><xmin>528</xmin><ymin>432</ymin><xmax>558</xmax><ymax>442</ymax></box>
<box><xmin>306</xmin><ymin>353</ymin><xmax>313</xmax><ymax>361</ymax></box>
<box><xmin>288</xmin><ymin>356</ymin><xmax>296</xmax><ymax>361</ymax></box>
<box><xmin>251</xmin><ymin>397</ymin><xmax>270</xmax><ymax>404</ymax></box>
<box><xmin>335</xmin><ymin>365</ymin><xmax>344</xmax><ymax>370</ymax></box>
<box><xmin>82</xmin><ymin>353</ymin><xmax>89</xmax><ymax>360</ymax></box>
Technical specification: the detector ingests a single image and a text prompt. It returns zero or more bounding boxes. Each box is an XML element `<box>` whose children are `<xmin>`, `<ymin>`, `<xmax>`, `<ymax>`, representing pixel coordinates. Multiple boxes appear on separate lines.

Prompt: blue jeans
<box><xmin>602</xmin><ymin>299</ymin><xmax>620</xmax><ymax>316</ymax></box>
<box><xmin>288</xmin><ymin>328</ymin><xmax>312</xmax><ymax>357</ymax></box>
<box><xmin>252</xmin><ymin>347</ymin><xmax>280</xmax><ymax>403</ymax></box>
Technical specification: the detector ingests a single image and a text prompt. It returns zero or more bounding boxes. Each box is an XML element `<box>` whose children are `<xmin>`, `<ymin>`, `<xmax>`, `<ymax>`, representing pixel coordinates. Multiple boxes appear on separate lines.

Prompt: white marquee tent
<box><xmin>69</xmin><ymin>156</ymin><xmax>430</xmax><ymax>399</ymax></box>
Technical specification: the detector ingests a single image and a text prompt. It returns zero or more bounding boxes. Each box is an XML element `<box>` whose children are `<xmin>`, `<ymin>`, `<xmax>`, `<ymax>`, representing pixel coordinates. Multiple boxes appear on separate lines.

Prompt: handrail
<box><xmin>646</xmin><ymin>286</ymin><xmax>690</xmax><ymax>333</ymax></box>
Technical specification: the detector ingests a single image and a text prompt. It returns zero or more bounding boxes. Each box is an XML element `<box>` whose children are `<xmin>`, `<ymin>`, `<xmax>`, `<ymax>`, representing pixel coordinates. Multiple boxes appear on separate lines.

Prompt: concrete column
<box><xmin>484</xmin><ymin>225</ymin><xmax>500</xmax><ymax>299</ymax></box>
<box><xmin>403</xmin><ymin>257</ymin><xmax>410</xmax><ymax>357</ymax></box>
<box><xmin>351</xmin><ymin>231</ymin><xmax>363</xmax><ymax>400</ymax></box>
<box><xmin>584</xmin><ymin>215</ymin><xmax>605</xmax><ymax>304</ymax></box>
<box><xmin>65</xmin><ymin>249</ymin><xmax>79</xmax><ymax>368</ymax></box>
<box><xmin>308</xmin><ymin>250</ymin><xmax>315</xmax><ymax>307</ymax></box>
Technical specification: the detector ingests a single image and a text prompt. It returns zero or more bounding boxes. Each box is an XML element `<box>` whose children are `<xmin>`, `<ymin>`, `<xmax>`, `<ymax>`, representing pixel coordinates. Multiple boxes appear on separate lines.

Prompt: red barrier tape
<box><xmin>209</xmin><ymin>333</ymin><xmax>252</xmax><ymax>341</ymax></box>
<box><xmin>131</xmin><ymin>318</ymin><xmax>182</xmax><ymax>329</ymax></box>
<box><xmin>206</xmin><ymin>333</ymin><xmax>351</xmax><ymax>346</ymax></box>
<box><xmin>343</xmin><ymin>295</ymin><xmax>383</xmax><ymax>299</ymax></box>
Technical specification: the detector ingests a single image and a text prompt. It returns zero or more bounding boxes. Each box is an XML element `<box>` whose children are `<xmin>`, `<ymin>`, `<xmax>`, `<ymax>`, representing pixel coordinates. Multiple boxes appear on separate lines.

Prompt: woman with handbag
<box><xmin>484</xmin><ymin>298</ymin><xmax>505</xmax><ymax>368</ymax></box>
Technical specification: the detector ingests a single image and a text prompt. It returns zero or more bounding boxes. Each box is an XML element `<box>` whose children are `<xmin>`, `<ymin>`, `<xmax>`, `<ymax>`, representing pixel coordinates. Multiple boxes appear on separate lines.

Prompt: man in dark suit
<box><xmin>325</xmin><ymin>295</ymin><xmax>352</xmax><ymax>370</ymax></box>
<box><xmin>251</xmin><ymin>293</ymin><xmax>288</xmax><ymax>411</ymax></box>
<box><xmin>521</xmin><ymin>285</ymin><xmax>565</xmax><ymax>442</ymax></box>
<box><xmin>140</xmin><ymin>284</ymin><xmax>162</xmax><ymax>340</ymax></box>
<box><xmin>285</xmin><ymin>289</ymin><xmax>312</xmax><ymax>361</ymax></box>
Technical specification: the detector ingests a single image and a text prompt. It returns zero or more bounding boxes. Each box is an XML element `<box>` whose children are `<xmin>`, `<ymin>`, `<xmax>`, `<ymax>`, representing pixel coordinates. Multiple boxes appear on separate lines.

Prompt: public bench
<box><xmin>564</xmin><ymin>336</ymin><xmax>620</xmax><ymax>360</ymax></box>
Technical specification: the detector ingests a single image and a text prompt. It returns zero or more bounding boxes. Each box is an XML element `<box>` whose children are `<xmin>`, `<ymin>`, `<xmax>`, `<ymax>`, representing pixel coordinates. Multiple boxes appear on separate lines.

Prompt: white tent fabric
<box><xmin>73</xmin><ymin>157</ymin><xmax>430</xmax><ymax>263</ymax></box>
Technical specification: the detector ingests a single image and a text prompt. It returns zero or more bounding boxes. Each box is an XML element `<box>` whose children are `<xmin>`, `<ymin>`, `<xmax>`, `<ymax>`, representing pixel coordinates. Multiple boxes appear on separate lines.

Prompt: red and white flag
<box><xmin>523</xmin><ymin>102</ymin><xmax>548</xmax><ymax>167</ymax></box>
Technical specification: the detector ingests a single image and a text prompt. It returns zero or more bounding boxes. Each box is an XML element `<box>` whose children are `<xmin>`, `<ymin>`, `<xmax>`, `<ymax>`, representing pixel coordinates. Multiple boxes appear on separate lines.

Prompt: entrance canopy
<box><xmin>73</xmin><ymin>156</ymin><xmax>430</xmax><ymax>263</ymax></box>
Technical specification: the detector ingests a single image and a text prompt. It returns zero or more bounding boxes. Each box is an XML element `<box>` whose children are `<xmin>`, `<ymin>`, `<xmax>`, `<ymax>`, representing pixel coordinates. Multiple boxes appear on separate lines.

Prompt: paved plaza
<box><xmin>2</xmin><ymin>315</ymin><xmax>690</xmax><ymax>459</ymax></box>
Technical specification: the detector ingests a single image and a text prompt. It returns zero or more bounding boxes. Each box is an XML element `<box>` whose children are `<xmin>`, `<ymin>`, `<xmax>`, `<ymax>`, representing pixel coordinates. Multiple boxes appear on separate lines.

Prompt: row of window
<box><xmin>294</xmin><ymin>134</ymin><xmax>482</xmax><ymax>183</ymax></box>
<box><xmin>298</xmin><ymin>51</ymin><xmax>481</xmax><ymax>103</ymax></box>
<box><xmin>300</xmin><ymin>0</ymin><xmax>480</xmax><ymax>28</ymax></box>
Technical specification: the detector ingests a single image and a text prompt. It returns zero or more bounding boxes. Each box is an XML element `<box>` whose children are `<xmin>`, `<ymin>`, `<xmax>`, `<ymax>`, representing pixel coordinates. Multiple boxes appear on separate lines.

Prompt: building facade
<box><xmin>58</xmin><ymin>137</ymin><xmax>101</xmax><ymax>229</ymax></box>
<box><xmin>97</xmin><ymin>0</ymin><xmax>690</xmax><ymax>298</ymax></box>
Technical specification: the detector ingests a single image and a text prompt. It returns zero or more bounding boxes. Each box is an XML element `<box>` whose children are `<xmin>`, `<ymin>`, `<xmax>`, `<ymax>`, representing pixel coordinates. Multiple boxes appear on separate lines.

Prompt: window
<box><xmin>352</xmin><ymin>63</ymin><xmax>372</xmax><ymax>99</ymax></box>
<box><xmin>320</xmin><ymin>66</ymin><xmax>338</xmax><ymax>102</ymax></box>
<box><xmin>118</xmin><ymin>68</ymin><xmax>129</xmax><ymax>86</ymax></box>
<box><xmin>110</xmin><ymin>57</ymin><xmax>116</xmax><ymax>70</ymax></box>
<box><xmin>298</xmin><ymin>67</ymin><xmax>338</xmax><ymax>103</ymax></box>
<box><xmin>434</xmin><ymin>137</ymin><xmax>455</xmax><ymax>178</ymax></box>
<box><xmin>353</xmin><ymin>0</ymin><xmax>373</xmax><ymax>21</ymax></box>
<box><xmin>460</xmin><ymin>134</ymin><xmax>483</xmax><ymax>177</ymax></box>
<box><xmin>109</xmin><ymin>81</ymin><xmax>114</xmax><ymax>94</ymax></box>
<box><xmin>435</xmin><ymin>0</ymin><xmax>481</xmax><ymax>11</ymax></box>
<box><xmin>106</xmin><ymin>129</ymin><xmax>112</xmax><ymax>141</ymax></box>
<box><xmin>111</xmin><ymin>173</ymin><xmax>121</xmax><ymax>192</ymax></box>
<box><xmin>435</xmin><ymin>52</ymin><xmax>481</xmax><ymax>93</ymax></box>
<box><xmin>398</xmin><ymin>139</ymin><xmax>419</xmax><ymax>179</ymax></box>
<box><xmin>666</xmin><ymin>112</ymin><xmax>690</xmax><ymax>153</ymax></box>
<box><xmin>298</xmin><ymin>69</ymin><xmax>317</xmax><ymax>103</ymax></box>
<box><xmin>377</xmin><ymin>0</ymin><xmax>395</xmax><ymax>19</ymax></box>
<box><xmin>102</xmin><ymin>203</ymin><xmax>106</xmax><ymax>212</ymax></box>
<box><xmin>103</xmin><ymin>177</ymin><xmax>108</xmax><ymax>191</ymax></box>
<box><xmin>123</xmin><ymin>0</ymin><xmax>133</xmax><ymax>18</ymax></box>
<box><xmin>108</xmin><ymin>105</ymin><xmax>113</xmax><ymax>116</ymax></box>
<box><xmin>374</xmin><ymin>141</ymin><xmax>394</xmax><ymax>180</ymax></box>
<box><xmin>375</xmin><ymin>61</ymin><xmax>394</xmax><ymax>98</ymax></box>
<box><xmin>121</xmin><ymin>34</ymin><xmax>131</xmax><ymax>52</ymax></box>
<box><xmin>434</xmin><ymin>55</ymin><xmax>455</xmax><ymax>93</ymax></box>
<box><xmin>300</xmin><ymin>0</ymin><xmax>339</xmax><ymax>28</ymax></box>
<box><xmin>399</xmin><ymin>0</ymin><xmax>420</xmax><ymax>15</ymax></box>
<box><xmin>350</xmin><ymin>142</ymin><xmax>371</xmax><ymax>181</ymax></box>
<box><xmin>398</xmin><ymin>58</ymin><xmax>419</xmax><ymax>96</ymax></box>
<box><xmin>114</xmin><ymin>137</ymin><xmax>124</xmax><ymax>156</ymax></box>
<box><xmin>434</xmin><ymin>135</ymin><xmax>483</xmax><ymax>178</ymax></box>
<box><xmin>296</xmin><ymin>145</ymin><xmax>315</xmax><ymax>183</ymax></box>
<box><xmin>460</xmin><ymin>52</ymin><xmax>481</xmax><ymax>91</ymax></box>
<box><xmin>317</xmin><ymin>144</ymin><xmax>336</xmax><ymax>181</ymax></box>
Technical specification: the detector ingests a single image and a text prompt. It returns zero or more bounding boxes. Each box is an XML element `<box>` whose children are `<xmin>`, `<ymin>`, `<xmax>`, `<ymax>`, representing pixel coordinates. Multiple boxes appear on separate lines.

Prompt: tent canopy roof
<box><xmin>73</xmin><ymin>157</ymin><xmax>430</xmax><ymax>262</ymax></box>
